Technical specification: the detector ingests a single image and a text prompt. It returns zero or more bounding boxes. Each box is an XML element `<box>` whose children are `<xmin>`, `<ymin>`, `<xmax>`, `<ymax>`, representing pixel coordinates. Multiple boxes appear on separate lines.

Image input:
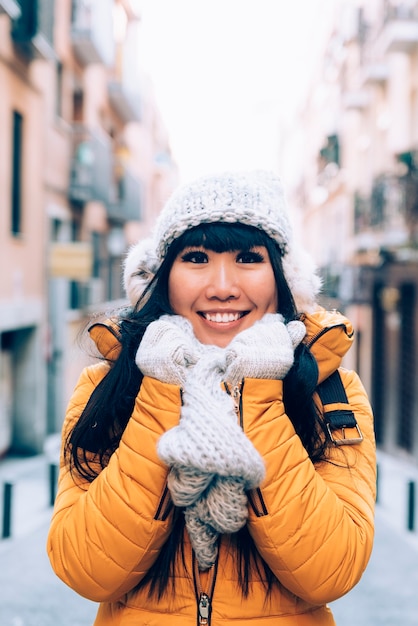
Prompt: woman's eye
<box><xmin>237</xmin><ymin>251</ymin><xmax>265</xmax><ymax>264</ymax></box>
<box><xmin>181</xmin><ymin>250</ymin><xmax>208</xmax><ymax>264</ymax></box>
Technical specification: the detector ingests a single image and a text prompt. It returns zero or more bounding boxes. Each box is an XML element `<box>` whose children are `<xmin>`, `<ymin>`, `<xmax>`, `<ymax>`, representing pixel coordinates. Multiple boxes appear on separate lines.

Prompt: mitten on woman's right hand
<box><xmin>225</xmin><ymin>313</ymin><xmax>306</xmax><ymax>385</ymax></box>
<box><xmin>135</xmin><ymin>315</ymin><xmax>202</xmax><ymax>385</ymax></box>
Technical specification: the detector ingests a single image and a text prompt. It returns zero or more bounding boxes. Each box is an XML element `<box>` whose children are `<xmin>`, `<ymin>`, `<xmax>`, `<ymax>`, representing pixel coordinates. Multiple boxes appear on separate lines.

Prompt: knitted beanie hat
<box><xmin>124</xmin><ymin>170</ymin><xmax>321</xmax><ymax>312</ymax></box>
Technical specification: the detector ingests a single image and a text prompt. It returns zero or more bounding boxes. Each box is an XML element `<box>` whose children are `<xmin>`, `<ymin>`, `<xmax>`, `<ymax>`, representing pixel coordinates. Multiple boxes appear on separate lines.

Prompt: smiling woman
<box><xmin>47</xmin><ymin>170</ymin><xmax>376</xmax><ymax>626</ymax></box>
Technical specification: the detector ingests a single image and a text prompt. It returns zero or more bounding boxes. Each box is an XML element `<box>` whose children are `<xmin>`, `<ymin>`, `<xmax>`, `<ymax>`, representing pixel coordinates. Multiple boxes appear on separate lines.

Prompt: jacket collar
<box><xmin>88</xmin><ymin>319</ymin><xmax>122</xmax><ymax>361</ymax></box>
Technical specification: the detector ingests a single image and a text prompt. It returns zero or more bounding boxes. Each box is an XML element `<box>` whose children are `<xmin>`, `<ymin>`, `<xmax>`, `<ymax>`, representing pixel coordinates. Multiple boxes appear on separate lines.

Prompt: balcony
<box><xmin>108</xmin><ymin>29</ymin><xmax>142</xmax><ymax>123</ymax></box>
<box><xmin>107</xmin><ymin>160</ymin><xmax>142</xmax><ymax>222</ymax></box>
<box><xmin>375</xmin><ymin>2</ymin><xmax>418</xmax><ymax>54</ymax></box>
<box><xmin>338</xmin><ymin>264</ymin><xmax>375</xmax><ymax>305</ymax></box>
<box><xmin>71</xmin><ymin>0</ymin><xmax>114</xmax><ymax>66</ymax></box>
<box><xmin>11</xmin><ymin>0</ymin><xmax>55</xmax><ymax>60</ymax></box>
<box><xmin>108</xmin><ymin>81</ymin><xmax>142</xmax><ymax>123</ymax></box>
<box><xmin>68</xmin><ymin>125</ymin><xmax>113</xmax><ymax>206</ymax></box>
<box><xmin>360</xmin><ymin>61</ymin><xmax>389</xmax><ymax>86</ymax></box>
<box><xmin>342</xmin><ymin>90</ymin><xmax>370</xmax><ymax>111</ymax></box>
<box><xmin>318</xmin><ymin>263</ymin><xmax>341</xmax><ymax>300</ymax></box>
<box><xmin>0</xmin><ymin>0</ymin><xmax>21</xmax><ymax>19</ymax></box>
<box><xmin>353</xmin><ymin>172</ymin><xmax>418</xmax><ymax>249</ymax></box>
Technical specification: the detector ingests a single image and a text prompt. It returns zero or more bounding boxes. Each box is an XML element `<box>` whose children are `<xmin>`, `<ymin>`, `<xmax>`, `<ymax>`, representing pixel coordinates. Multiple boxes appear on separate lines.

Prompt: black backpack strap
<box><xmin>316</xmin><ymin>370</ymin><xmax>363</xmax><ymax>446</ymax></box>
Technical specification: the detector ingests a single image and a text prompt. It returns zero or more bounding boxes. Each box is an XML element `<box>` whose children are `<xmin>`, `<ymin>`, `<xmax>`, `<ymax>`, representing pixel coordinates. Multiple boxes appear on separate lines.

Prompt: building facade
<box><xmin>0</xmin><ymin>0</ymin><xmax>178</xmax><ymax>456</ymax></box>
<box><xmin>282</xmin><ymin>0</ymin><xmax>418</xmax><ymax>464</ymax></box>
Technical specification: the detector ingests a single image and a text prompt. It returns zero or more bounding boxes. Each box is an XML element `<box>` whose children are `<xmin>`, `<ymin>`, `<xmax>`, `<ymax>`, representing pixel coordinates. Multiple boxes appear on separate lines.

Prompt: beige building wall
<box><xmin>0</xmin><ymin>11</ymin><xmax>48</xmax><ymax>455</ymax></box>
<box><xmin>0</xmin><ymin>1</ymin><xmax>178</xmax><ymax>456</ymax></box>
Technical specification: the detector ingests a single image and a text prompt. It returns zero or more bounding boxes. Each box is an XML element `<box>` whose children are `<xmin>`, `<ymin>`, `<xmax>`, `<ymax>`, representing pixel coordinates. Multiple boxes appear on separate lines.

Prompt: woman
<box><xmin>47</xmin><ymin>170</ymin><xmax>376</xmax><ymax>625</ymax></box>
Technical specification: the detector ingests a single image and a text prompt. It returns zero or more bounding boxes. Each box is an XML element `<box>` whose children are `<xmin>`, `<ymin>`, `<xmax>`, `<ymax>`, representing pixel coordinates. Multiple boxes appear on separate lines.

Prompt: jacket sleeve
<box><xmin>244</xmin><ymin>369</ymin><xmax>376</xmax><ymax>605</ymax></box>
<box><xmin>46</xmin><ymin>363</ymin><xmax>182</xmax><ymax>602</ymax></box>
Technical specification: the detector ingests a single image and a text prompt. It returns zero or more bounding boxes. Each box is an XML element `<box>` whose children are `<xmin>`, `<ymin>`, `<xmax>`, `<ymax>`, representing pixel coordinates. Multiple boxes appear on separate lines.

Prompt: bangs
<box><xmin>173</xmin><ymin>222</ymin><xmax>273</xmax><ymax>253</ymax></box>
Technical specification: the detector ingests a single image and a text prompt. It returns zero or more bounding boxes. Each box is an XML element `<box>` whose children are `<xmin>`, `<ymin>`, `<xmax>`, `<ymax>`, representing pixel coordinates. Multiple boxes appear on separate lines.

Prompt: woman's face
<box><xmin>168</xmin><ymin>245</ymin><xmax>278</xmax><ymax>347</ymax></box>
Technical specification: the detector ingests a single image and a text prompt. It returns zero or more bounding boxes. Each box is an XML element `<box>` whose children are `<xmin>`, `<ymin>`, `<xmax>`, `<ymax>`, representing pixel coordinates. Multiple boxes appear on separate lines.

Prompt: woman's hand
<box><xmin>135</xmin><ymin>315</ymin><xmax>202</xmax><ymax>385</ymax></box>
<box><xmin>225</xmin><ymin>313</ymin><xmax>306</xmax><ymax>384</ymax></box>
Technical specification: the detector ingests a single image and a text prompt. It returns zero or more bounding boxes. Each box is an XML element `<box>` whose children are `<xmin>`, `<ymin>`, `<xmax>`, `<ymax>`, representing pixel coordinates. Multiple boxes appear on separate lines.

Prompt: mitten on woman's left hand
<box><xmin>225</xmin><ymin>313</ymin><xmax>306</xmax><ymax>385</ymax></box>
<box><xmin>135</xmin><ymin>314</ymin><xmax>202</xmax><ymax>386</ymax></box>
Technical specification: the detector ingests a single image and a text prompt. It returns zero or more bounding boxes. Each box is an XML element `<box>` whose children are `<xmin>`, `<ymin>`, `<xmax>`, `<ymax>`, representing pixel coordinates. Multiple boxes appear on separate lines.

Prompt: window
<box><xmin>56</xmin><ymin>61</ymin><xmax>64</xmax><ymax>118</ymax></box>
<box><xmin>11</xmin><ymin>110</ymin><xmax>23</xmax><ymax>236</ymax></box>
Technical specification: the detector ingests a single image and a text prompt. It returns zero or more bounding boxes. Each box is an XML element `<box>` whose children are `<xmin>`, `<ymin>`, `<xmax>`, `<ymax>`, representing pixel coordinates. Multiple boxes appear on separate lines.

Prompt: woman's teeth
<box><xmin>204</xmin><ymin>312</ymin><xmax>241</xmax><ymax>323</ymax></box>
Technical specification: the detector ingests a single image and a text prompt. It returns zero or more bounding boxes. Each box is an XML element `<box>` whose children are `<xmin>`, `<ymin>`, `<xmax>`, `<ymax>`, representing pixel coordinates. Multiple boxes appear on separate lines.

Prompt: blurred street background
<box><xmin>1</xmin><ymin>0</ymin><xmax>418</xmax><ymax>623</ymax></box>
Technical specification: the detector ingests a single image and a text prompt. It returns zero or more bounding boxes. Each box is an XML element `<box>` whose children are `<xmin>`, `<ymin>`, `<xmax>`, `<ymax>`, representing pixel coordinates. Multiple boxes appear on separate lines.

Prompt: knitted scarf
<box><xmin>157</xmin><ymin>347</ymin><xmax>265</xmax><ymax>570</ymax></box>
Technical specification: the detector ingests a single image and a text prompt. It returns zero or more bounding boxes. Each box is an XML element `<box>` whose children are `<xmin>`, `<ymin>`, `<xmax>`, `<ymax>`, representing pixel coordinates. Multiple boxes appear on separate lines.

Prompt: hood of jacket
<box><xmin>302</xmin><ymin>308</ymin><xmax>354</xmax><ymax>384</ymax></box>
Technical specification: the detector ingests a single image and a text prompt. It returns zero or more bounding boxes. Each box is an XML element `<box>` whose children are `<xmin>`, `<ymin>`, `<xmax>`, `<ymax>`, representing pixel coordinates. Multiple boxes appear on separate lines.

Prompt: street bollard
<box><xmin>49</xmin><ymin>463</ymin><xmax>58</xmax><ymax>507</ymax></box>
<box><xmin>2</xmin><ymin>482</ymin><xmax>13</xmax><ymax>539</ymax></box>
<box><xmin>407</xmin><ymin>480</ymin><xmax>415</xmax><ymax>532</ymax></box>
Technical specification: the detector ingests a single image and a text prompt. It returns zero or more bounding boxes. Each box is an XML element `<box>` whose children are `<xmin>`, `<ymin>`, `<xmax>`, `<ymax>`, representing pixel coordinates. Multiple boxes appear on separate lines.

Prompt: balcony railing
<box><xmin>11</xmin><ymin>0</ymin><xmax>55</xmax><ymax>59</ymax></box>
<box><xmin>0</xmin><ymin>0</ymin><xmax>21</xmax><ymax>19</ymax></box>
<box><xmin>375</xmin><ymin>1</ymin><xmax>418</xmax><ymax>53</ymax></box>
<box><xmin>318</xmin><ymin>264</ymin><xmax>341</xmax><ymax>300</ymax></box>
<box><xmin>354</xmin><ymin>173</ymin><xmax>418</xmax><ymax>244</ymax></box>
<box><xmin>71</xmin><ymin>0</ymin><xmax>114</xmax><ymax>66</ymax></box>
<box><xmin>383</xmin><ymin>0</ymin><xmax>418</xmax><ymax>23</ymax></box>
<box><xmin>68</xmin><ymin>125</ymin><xmax>113</xmax><ymax>206</ymax></box>
<box><xmin>339</xmin><ymin>265</ymin><xmax>375</xmax><ymax>305</ymax></box>
<box><xmin>107</xmin><ymin>160</ymin><xmax>142</xmax><ymax>222</ymax></box>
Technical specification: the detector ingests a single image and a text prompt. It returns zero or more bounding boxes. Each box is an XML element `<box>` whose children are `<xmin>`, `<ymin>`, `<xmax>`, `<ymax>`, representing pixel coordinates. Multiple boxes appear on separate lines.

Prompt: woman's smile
<box><xmin>168</xmin><ymin>247</ymin><xmax>278</xmax><ymax>347</ymax></box>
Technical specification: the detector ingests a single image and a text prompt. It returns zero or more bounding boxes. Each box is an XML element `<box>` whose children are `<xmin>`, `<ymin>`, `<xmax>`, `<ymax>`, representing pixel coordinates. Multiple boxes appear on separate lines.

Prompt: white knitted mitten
<box><xmin>225</xmin><ymin>313</ymin><xmax>306</xmax><ymax>385</ymax></box>
<box><xmin>135</xmin><ymin>315</ymin><xmax>202</xmax><ymax>386</ymax></box>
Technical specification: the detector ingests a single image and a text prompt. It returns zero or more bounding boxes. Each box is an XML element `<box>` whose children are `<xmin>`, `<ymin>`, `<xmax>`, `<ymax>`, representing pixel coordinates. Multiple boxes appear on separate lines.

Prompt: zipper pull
<box><xmin>232</xmin><ymin>385</ymin><xmax>241</xmax><ymax>415</ymax></box>
<box><xmin>198</xmin><ymin>592</ymin><xmax>211</xmax><ymax>625</ymax></box>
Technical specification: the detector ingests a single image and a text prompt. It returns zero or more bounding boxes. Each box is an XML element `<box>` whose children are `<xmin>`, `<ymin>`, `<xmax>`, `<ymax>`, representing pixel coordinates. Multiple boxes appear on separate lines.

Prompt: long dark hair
<box><xmin>65</xmin><ymin>222</ymin><xmax>327</xmax><ymax>595</ymax></box>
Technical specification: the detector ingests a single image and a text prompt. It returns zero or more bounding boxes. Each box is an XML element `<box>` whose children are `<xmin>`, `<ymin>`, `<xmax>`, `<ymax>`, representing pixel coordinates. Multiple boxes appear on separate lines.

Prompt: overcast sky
<box><xmin>137</xmin><ymin>0</ymin><xmax>339</xmax><ymax>183</ymax></box>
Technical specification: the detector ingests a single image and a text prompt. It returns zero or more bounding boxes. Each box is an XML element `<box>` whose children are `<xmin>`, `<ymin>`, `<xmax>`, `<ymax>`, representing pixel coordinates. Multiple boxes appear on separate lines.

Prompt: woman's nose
<box><xmin>205</xmin><ymin>258</ymin><xmax>241</xmax><ymax>301</ymax></box>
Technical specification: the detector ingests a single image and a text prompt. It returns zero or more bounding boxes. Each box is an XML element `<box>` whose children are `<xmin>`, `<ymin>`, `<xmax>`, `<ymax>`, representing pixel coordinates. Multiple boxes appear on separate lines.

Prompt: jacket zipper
<box><xmin>224</xmin><ymin>380</ymin><xmax>243</xmax><ymax>422</ymax></box>
<box><xmin>193</xmin><ymin>552</ymin><xmax>218</xmax><ymax>626</ymax></box>
<box><xmin>305</xmin><ymin>322</ymin><xmax>353</xmax><ymax>349</ymax></box>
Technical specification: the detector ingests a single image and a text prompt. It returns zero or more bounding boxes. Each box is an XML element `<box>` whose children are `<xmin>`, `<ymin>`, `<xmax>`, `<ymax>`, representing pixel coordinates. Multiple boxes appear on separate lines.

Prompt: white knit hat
<box><xmin>124</xmin><ymin>170</ymin><xmax>321</xmax><ymax>312</ymax></box>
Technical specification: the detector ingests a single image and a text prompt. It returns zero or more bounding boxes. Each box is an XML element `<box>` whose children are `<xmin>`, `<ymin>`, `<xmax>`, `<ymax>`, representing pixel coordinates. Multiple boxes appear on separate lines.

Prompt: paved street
<box><xmin>330</xmin><ymin>507</ymin><xmax>418</xmax><ymax>625</ymax></box>
<box><xmin>0</xmin><ymin>453</ymin><xmax>417</xmax><ymax>625</ymax></box>
<box><xmin>0</xmin><ymin>523</ymin><xmax>97</xmax><ymax>626</ymax></box>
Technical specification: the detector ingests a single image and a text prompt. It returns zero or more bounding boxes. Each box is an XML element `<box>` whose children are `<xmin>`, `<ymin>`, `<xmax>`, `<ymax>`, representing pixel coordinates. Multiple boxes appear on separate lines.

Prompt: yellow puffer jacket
<box><xmin>47</xmin><ymin>309</ymin><xmax>376</xmax><ymax>625</ymax></box>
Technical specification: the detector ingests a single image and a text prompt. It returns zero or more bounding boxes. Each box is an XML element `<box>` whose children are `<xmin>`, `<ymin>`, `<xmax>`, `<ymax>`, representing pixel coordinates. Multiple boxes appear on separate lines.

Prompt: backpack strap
<box><xmin>316</xmin><ymin>370</ymin><xmax>363</xmax><ymax>446</ymax></box>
